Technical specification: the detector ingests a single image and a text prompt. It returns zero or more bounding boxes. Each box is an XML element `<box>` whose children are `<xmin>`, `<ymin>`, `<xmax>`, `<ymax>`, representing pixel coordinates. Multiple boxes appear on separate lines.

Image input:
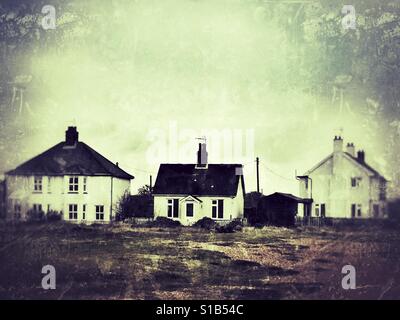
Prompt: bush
<box><xmin>46</xmin><ymin>210</ymin><xmax>62</xmax><ymax>222</ymax></box>
<box><xmin>387</xmin><ymin>199</ymin><xmax>400</xmax><ymax>222</ymax></box>
<box><xmin>193</xmin><ymin>217</ymin><xmax>217</xmax><ymax>230</ymax></box>
<box><xmin>26</xmin><ymin>209</ymin><xmax>45</xmax><ymax>222</ymax></box>
<box><xmin>216</xmin><ymin>219</ymin><xmax>244</xmax><ymax>233</ymax></box>
<box><xmin>148</xmin><ymin>217</ymin><xmax>181</xmax><ymax>228</ymax></box>
<box><xmin>115</xmin><ymin>191</ymin><xmax>153</xmax><ymax>221</ymax></box>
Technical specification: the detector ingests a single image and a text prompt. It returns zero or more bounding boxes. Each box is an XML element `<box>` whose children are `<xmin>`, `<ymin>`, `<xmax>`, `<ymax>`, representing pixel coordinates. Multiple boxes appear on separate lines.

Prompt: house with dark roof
<box><xmin>298</xmin><ymin>136</ymin><xmax>387</xmax><ymax>219</ymax></box>
<box><xmin>5</xmin><ymin>126</ymin><xmax>134</xmax><ymax>223</ymax></box>
<box><xmin>153</xmin><ymin>143</ymin><xmax>245</xmax><ymax>225</ymax></box>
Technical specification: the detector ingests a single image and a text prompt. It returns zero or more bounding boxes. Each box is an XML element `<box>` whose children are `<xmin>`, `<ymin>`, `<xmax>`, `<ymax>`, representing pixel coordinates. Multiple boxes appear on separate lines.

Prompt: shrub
<box><xmin>26</xmin><ymin>209</ymin><xmax>45</xmax><ymax>222</ymax></box>
<box><xmin>216</xmin><ymin>219</ymin><xmax>244</xmax><ymax>233</ymax></box>
<box><xmin>387</xmin><ymin>199</ymin><xmax>400</xmax><ymax>222</ymax></box>
<box><xmin>193</xmin><ymin>217</ymin><xmax>217</xmax><ymax>230</ymax></box>
<box><xmin>46</xmin><ymin>210</ymin><xmax>62</xmax><ymax>222</ymax></box>
<box><xmin>148</xmin><ymin>217</ymin><xmax>181</xmax><ymax>228</ymax></box>
<box><xmin>115</xmin><ymin>191</ymin><xmax>153</xmax><ymax>221</ymax></box>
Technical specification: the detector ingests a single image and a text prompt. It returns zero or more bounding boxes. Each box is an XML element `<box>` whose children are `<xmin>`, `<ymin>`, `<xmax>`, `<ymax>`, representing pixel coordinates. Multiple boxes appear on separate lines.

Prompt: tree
<box><xmin>115</xmin><ymin>191</ymin><xmax>132</xmax><ymax>221</ymax></box>
<box><xmin>138</xmin><ymin>184</ymin><xmax>152</xmax><ymax>196</ymax></box>
<box><xmin>115</xmin><ymin>188</ymin><xmax>154</xmax><ymax>221</ymax></box>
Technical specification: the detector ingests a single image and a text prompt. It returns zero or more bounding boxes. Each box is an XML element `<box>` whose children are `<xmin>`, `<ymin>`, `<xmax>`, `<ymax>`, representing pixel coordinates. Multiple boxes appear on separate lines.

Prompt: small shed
<box><xmin>257</xmin><ymin>192</ymin><xmax>311</xmax><ymax>227</ymax></box>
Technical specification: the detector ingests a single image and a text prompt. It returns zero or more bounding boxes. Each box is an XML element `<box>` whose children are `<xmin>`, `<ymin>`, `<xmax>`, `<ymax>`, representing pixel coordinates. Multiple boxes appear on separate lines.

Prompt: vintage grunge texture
<box><xmin>0</xmin><ymin>0</ymin><xmax>399</xmax><ymax>195</ymax></box>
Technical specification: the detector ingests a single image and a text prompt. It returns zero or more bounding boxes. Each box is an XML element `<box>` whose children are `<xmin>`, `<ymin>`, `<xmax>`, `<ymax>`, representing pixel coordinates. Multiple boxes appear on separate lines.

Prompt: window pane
<box><xmin>218</xmin><ymin>200</ymin><xmax>224</xmax><ymax>219</ymax></box>
<box><xmin>212</xmin><ymin>205</ymin><xmax>217</xmax><ymax>218</ymax></box>
<box><xmin>173</xmin><ymin>199</ymin><xmax>179</xmax><ymax>217</ymax></box>
<box><xmin>167</xmin><ymin>204</ymin><xmax>172</xmax><ymax>217</ymax></box>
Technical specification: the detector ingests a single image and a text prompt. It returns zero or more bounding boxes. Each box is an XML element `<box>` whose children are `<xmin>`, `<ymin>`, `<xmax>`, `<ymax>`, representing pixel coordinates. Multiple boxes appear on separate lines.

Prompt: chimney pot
<box><xmin>333</xmin><ymin>135</ymin><xmax>343</xmax><ymax>153</ymax></box>
<box><xmin>357</xmin><ymin>150</ymin><xmax>365</xmax><ymax>163</ymax></box>
<box><xmin>346</xmin><ymin>142</ymin><xmax>355</xmax><ymax>157</ymax></box>
<box><xmin>65</xmin><ymin>126</ymin><xmax>78</xmax><ymax>146</ymax></box>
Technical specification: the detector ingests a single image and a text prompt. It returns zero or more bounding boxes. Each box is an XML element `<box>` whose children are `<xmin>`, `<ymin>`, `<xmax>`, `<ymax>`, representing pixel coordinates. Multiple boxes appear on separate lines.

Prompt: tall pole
<box><xmin>256</xmin><ymin>157</ymin><xmax>260</xmax><ymax>193</ymax></box>
<box><xmin>149</xmin><ymin>175</ymin><xmax>153</xmax><ymax>194</ymax></box>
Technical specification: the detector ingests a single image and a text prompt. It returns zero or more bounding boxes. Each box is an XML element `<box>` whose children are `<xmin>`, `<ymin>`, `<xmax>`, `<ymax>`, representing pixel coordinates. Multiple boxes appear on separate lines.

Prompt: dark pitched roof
<box><xmin>262</xmin><ymin>192</ymin><xmax>312</xmax><ymax>203</ymax></box>
<box><xmin>6</xmin><ymin>141</ymin><xmax>134</xmax><ymax>180</ymax></box>
<box><xmin>153</xmin><ymin>164</ymin><xmax>244</xmax><ymax>197</ymax></box>
<box><xmin>344</xmin><ymin>152</ymin><xmax>387</xmax><ymax>181</ymax></box>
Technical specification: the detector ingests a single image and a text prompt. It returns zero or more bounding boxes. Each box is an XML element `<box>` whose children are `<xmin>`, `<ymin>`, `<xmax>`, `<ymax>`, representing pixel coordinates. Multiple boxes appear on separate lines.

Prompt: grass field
<box><xmin>0</xmin><ymin>221</ymin><xmax>400</xmax><ymax>300</ymax></box>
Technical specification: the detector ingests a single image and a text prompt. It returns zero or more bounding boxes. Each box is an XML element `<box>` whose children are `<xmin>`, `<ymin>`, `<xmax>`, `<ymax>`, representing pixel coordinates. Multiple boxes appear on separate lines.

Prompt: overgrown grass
<box><xmin>0</xmin><ymin>221</ymin><xmax>399</xmax><ymax>299</ymax></box>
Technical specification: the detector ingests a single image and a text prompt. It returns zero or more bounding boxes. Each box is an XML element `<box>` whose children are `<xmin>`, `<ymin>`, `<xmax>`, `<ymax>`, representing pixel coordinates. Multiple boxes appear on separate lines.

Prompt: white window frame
<box><xmin>211</xmin><ymin>199</ymin><xmax>224</xmax><ymax>219</ymax></box>
<box><xmin>83</xmin><ymin>204</ymin><xmax>86</xmax><ymax>220</ymax></box>
<box><xmin>34</xmin><ymin>176</ymin><xmax>42</xmax><ymax>192</ymax></box>
<box><xmin>69</xmin><ymin>204</ymin><xmax>78</xmax><ymax>220</ymax></box>
<box><xmin>167</xmin><ymin>199</ymin><xmax>179</xmax><ymax>218</ymax></box>
<box><xmin>69</xmin><ymin>176</ymin><xmax>79</xmax><ymax>193</ymax></box>
<box><xmin>47</xmin><ymin>177</ymin><xmax>51</xmax><ymax>193</ymax></box>
<box><xmin>96</xmin><ymin>205</ymin><xmax>104</xmax><ymax>220</ymax></box>
<box><xmin>167</xmin><ymin>199</ymin><xmax>173</xmax><ymax>217</ymax></box>
<box><xmin>83</xmin><ymin>177</ymin><xmax>87</xmax><ymax>193</ymax></box>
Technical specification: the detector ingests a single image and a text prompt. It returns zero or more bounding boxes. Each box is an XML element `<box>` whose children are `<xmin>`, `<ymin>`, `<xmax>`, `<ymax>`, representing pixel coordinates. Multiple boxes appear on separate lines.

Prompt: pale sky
<box><xmin>0</xmin><ymin>0</ymin><xmax>391</xmax><ymax>195</ymax></box>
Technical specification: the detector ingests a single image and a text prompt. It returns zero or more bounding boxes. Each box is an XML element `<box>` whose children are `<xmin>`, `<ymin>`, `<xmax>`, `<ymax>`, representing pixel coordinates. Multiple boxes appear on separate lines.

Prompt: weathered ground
<box><xmin>0</xmin><ymin>221</ymin><xmax>399</xmax><ymax>300</ymax></box>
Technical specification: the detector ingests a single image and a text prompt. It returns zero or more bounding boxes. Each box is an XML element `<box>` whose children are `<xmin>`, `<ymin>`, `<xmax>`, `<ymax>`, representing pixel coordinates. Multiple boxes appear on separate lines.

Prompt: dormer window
<box><xmin>34</xmin><ymin>176</ymin><xmax>42</xmax><ymax>192</ymax></box>
<box><xmin>69</xmin><ymin>176</ymin><xmax>79</xmax><ymax>193</ymax></box>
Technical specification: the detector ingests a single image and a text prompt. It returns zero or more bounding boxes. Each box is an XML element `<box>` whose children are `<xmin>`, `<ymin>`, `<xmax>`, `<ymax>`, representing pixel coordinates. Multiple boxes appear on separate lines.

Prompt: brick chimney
<box><xmin>65</xmin><ymin>126</ymin><xmax>78</xmax><ymax>146</ymax></box>
<box><xmin>357</xmin><ymin>150</ymin><xmax>365</xmax><ymax>163</ymax></box>
<box><xmin>333</xmin><ymin>136</ymin><xmax>343</xmax><ymax>153</ymax></box>
<box><xmin>346</xmin><ymin>142</ymin><xmax>355</xmax><ymax>157</ymax></box>
<box><xmin>196</xmin><ymin>143</ymin><xmax>208</xmax><ymax>168</ymax></box>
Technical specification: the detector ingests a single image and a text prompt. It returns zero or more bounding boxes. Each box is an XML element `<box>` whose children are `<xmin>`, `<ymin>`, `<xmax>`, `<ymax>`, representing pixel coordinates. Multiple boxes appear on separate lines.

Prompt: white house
<box><xmin>298</xmin><ymin>136</ymin><xmax>387</xmax><ymax>219</ymax></box>
<box><xmin>5</xmin><ymin>126</ymin><xmax>134</xmax><ymax>223</ymax></box>
<box><xmin>153</xmin><ymin>143</ymin><xmax>245</xmax><ymax>226</ymax></box>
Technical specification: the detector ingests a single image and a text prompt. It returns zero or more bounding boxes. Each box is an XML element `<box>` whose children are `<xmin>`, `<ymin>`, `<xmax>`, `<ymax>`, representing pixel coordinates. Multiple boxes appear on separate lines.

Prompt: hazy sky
<box><xmin>0</xmin><ymin>0</ymin><xmax>393</xmax><ymax>195</ymax></box>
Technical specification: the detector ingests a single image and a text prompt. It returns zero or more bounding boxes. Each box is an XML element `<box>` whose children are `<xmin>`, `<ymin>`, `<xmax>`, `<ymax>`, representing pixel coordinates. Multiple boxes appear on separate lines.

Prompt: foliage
<box><xmin>46</xmin><ymin>210</ymin><xmax>62</xmax><ymax>222</ymax></box>
<box><xmin>387</xmin><ymin>198</ymin><xmax>400</xmax><ymax>222</ymax></box>
<box><xmin>26</xmin><ymin>209</ymin><xmax>45</xmax><ymax>222</ymax></box>
<box><xmin>216</xmin><ymin>219</ymin><xmax>244</xmax><ymax>233</ymax></box>
<box><xmin>138</xmin><ymin>184</ymin><xmax>152</xmax><ymax>196</ymax></box>
<box><xmin>115</xmin><ymin>191</ymin><xmax>153</xmax><ymax>221</ymax></box>
<box><xmin>148</xmin><ymin>216</ymin><xmax>181</xmax><ymax>228</ymax></box>
<box><xmin>193</xmin><ymin>217</ymin><xmax>217</xmax><ymax>230</ymax></box>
